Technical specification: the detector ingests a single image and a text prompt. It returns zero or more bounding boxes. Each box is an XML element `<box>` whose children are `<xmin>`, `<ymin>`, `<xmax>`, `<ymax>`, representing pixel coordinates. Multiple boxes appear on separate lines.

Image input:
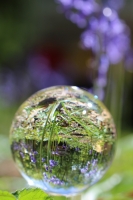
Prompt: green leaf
<box><xmin>17</xmin><ymin>188</ymin><xmax>53</xmax><ymax>200</ymax></box>
<box><xmin>0</xmin><ymin>190</ymin><xmax>16</xmax><ymax>200</ymax></box>
<box><xmin>12</xmin><ymin>191</ymin><xmax>19</xmax><ymax>199</ymax></box>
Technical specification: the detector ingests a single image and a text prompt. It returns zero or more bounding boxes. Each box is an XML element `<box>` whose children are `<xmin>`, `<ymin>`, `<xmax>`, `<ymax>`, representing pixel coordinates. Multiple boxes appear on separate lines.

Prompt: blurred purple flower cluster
<box><xmin>43</xmin><ymin>173</ymin><xmax>64</xmax><ymax>185</ymax></box>
<box><xmin>56</xmin><ymin>0</ymin><xmax>132</xmax><ymax>99</ymax></box>
<box><xmin>0</xmin><ymin>1</ymin><xmax>131</xmax><ymax>105</ymax></box>
<box><xmin>56</xmin><ymin>0</ymin><xmax>130</xmax><ymax>65</ymax></box>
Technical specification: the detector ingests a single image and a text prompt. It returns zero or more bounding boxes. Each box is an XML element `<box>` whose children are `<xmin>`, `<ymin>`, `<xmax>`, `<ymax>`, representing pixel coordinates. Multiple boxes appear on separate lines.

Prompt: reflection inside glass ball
<box><xmin>10</xmin><ymin>86</ymin><xmax>116</xmax><ymax>196</ymax></box>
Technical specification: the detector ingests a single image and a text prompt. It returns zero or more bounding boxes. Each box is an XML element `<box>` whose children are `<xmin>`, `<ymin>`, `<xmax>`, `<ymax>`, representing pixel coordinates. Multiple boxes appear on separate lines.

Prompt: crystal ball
<box><xmin>10</xmin><ymin>86</ymin><xmax>116</xmax><ymax>196</ymax></box>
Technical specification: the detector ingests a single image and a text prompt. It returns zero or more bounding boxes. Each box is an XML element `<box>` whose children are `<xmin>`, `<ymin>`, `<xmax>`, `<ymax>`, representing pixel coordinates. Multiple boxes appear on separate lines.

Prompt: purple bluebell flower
<box><xmin>89</xmin><ymin>149</ymin><xmax>92</xmax><ymax>155</ymax></box>
<box><xmin>44</xmin><ymin>165</ymin><xmax>52</xmax><ymax>173</ymax></box>
<box><xmin>30</xmin><ymin>155</ymin><xmax>36</xmax><ymax>163</ymax></box>
<box><xmin>45</xmin><ymin>166</ymin><xmax>49</xmax><ymax>171</ymax></box>
<box><xmin>13</xmin><ymin>142</ymin><xmax>20</xmax><ymax>151</ymax></box>
<box><xmin>69</xmin><ymin>13</ymin><xmax>87</xmax><ymax>28</ymax></box>
<box><xmin>33</xmin><ymin>151</ymin><xmax>38</xmax><ymax>155</ymax></box>
<box><xmin>49</xmin><ymin>160</ymin><xmax>58</xmax><ymax>167</ymax></box>
<box><xmin>20</xmin><ymin>152</ymin><xmax>25</xmax><ymax>158</ymax></box>
<box><xmin>81</xmin><ymin>167</ymin><xmax>88</xmax><ymax>174</ymax></box>
<box><xmin>43</xmin><ymin>172</ymin><xmax>64</xmax><ymax>185</ymax></box>
<box><xmin>21</xmin><ymin>142</ymin><xmax>27</xmax><ymax>148</ymax></box>
<box><xmin>98</xmin><ymin>55</ymin><xmax>109</xmax><ymax>75</ymax></box>
<box><xmin>62</xmin><ymin>144</ymin><xmax>66</xmax><ymax>149</ymax></box>
<box><xmin>81</xmin><ymin>30</ymin><xmax>100</xmax><ymax>52</ymax></box>
<box><xmin>42</xmin><ymin>158</ymin><xmax>46</xmax><ymax>162</ymax></box>
<box><xmin>85</xmin><ymin>173</ymin><xmax>90</xmax><ymax>178</ymax></box>
<box><xmin>75</xmin><ymin>147</ymin><xmax>81</xmax><ymax>152</ymax></box>
<box><xmin>49</xmin><ymin>176</ymin><xmax>64</xmax><ymax>185</ymax></box>
<box><xmin>91</xmin><ymin>159</ymin><xmax>98</xmax><ymax>166</ymax></box>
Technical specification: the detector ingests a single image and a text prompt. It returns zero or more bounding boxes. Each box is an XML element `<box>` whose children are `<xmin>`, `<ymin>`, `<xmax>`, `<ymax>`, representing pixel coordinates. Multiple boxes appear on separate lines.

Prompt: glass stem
<box><xmin>104</xmin><ymin>62</ymin><xmax>125</xmax><ymax>138</ymax></box>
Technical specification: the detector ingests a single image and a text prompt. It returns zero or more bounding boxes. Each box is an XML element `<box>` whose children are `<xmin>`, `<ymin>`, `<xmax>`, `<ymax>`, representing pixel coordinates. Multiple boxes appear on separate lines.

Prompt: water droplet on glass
<box><xmin>10</xmin><ymin>86</ymin><xmax>116</xmax><ymax>196</ymax></box>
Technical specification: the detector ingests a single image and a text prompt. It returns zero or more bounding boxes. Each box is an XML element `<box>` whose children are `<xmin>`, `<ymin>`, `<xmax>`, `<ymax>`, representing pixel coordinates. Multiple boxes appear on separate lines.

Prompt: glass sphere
<box><xmin>10</xmin><ymin>86</ymin><xmax>116</xmax><ymax>196</ymax></box>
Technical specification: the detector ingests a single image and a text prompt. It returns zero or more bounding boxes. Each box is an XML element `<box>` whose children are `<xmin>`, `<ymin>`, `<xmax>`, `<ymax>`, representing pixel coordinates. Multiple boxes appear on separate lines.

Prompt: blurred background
<box><xmin>0</xmin><ymin>0</ymin><xmax>133</xmax><ymax>199</ymax></box>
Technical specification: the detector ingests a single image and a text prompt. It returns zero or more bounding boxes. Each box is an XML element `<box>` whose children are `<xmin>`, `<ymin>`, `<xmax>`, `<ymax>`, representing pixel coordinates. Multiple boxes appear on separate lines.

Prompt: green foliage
<box><xmin>0</xmin><ymin>189</ymin><xmax>53</xmax><ymax>200</ymax></box>
<box><xmin>13</xmin><ymin>188</ymin><xmax>53</xmax><ymax>200</ymax></box>
<box><xmin>0</xmin><ymin>190</ymin><xmax>16</xmax><ymax>200</ymax></box>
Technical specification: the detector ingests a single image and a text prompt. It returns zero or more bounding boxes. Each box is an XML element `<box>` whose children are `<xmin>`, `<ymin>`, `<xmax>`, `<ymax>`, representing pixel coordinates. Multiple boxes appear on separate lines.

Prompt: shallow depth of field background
<box><xmin>0</xmin><ymin>1</ymin><xmax>133</xmax><ymax>199</ymax></box>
